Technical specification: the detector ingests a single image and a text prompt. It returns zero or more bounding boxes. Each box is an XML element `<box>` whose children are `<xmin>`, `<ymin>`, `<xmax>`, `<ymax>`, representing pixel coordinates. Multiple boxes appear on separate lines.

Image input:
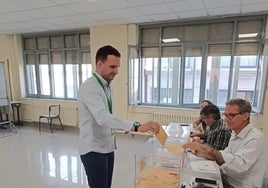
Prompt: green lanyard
<box><xmin>93</xmin><ymin>73</ymin><xmax>112</xmax><ymax>114</ymax></box>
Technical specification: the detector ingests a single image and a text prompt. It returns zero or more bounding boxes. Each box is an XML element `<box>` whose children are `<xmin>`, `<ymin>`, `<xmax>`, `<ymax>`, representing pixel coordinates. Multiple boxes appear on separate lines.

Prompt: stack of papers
<box><xmin>191</xmin><ymin>161</ymin><xmax>217</xmax><ymax>173</ymax></box>
<box><xmin>138</xmin><ymin>167</ymin><xmax>179</xmax><ymax>188</ymax></box>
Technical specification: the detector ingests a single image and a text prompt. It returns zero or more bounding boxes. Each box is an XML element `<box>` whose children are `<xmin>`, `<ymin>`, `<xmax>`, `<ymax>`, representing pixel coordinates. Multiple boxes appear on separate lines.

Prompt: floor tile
<box><xmin>0</xmin><ymin>123</ymin><xmax>151</xmax><ymax>188</ymax></box>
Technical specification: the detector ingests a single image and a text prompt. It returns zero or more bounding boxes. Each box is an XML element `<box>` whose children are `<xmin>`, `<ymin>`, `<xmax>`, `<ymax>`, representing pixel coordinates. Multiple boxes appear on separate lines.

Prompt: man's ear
<box><xmin>242</xmin><ymin>112</ymin><xmax>250</xmax><ymax>121</ymax></box>
<box><xmin>96</xmin><ymin>60</ymin><xmax>103</xmax><ymax>68</ymax></box>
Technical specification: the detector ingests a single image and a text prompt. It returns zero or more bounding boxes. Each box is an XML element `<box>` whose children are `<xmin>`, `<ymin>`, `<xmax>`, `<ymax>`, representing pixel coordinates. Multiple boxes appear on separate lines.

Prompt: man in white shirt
<box><xmin>77</xmin><ymin>45</ymin><xmax>160</xmax><ymax>188</ymax></box>
<box><xmin>183</xmin><ymin>98</ymin><xmax>268</xmax><ymax>188</ymax></box>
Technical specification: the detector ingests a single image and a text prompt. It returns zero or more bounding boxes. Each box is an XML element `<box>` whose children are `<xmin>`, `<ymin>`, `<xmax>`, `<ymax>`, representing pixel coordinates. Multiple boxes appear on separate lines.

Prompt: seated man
<box><xmin>183</xmin><ymin>98</ymin><xmax>268</xmax><ymax>188</ymax></box>
<box><xmin>191</xmin><ymin>100</ymin><xmax>213</xmax><ymax>138</ymax></box>
<box><xmin>198</xmin><ymin>104</ymin><xmax>231</xmax><ymax>150</ymax></box>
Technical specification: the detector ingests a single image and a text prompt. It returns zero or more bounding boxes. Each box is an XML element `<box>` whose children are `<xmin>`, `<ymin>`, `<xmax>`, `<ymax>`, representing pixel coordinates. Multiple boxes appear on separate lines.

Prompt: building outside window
<box><xmin>23</xmin><ymin>31</ymin><xmax>91</xmax><ymax>100</ymax></box>
<box><xmin>129</xmin><ymin>15</ymin><xmax>267</xmax><ymax>113</ymax></box>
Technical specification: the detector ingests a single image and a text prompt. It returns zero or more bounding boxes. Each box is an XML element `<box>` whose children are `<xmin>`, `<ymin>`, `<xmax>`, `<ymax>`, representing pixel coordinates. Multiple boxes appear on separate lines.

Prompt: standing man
<box><xmin>183</xmin><ymin>98</ymin><xmax>268</xmax><ymax>187</ymax></box>
<box><xmin>77</xmin><ymin>45</ymin><xmax>160</xmax><ymax>188</ymax></box>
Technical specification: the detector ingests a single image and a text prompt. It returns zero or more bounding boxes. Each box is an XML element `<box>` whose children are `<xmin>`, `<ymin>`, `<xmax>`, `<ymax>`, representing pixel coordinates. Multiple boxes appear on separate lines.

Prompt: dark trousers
<box><xmin>80</xmin><ymin>151</ymin><xmax>114</xmax><ymax>188</ymax></box>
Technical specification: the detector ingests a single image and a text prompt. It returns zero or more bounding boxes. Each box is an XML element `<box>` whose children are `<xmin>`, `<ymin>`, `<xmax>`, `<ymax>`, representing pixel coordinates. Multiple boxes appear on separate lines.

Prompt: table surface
<box><xmin>134</xmin><ymin>122</ymin><xmax>223</xmax><ymax>188</ymax></box>
<box><xmin>182</xmin><ymin>152</ymin><xmax>223</xmax><ymax>188</ymax></box>
<box><xmin>164</xmin><ymin>122</ymin><xmax>223</xmax><ymax>188</ymax></box>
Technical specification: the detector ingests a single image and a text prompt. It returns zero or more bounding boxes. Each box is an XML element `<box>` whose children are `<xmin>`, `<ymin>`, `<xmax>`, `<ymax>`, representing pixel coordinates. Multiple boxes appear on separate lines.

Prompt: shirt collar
<box><xmin>237</xmin><ymin>124</ymin><xmax>252</xmax><ymax>138</ymax></box>
<box><xmin>94</xmin><ymin>72</ymin><xmax>109</xmax><ymax>87</ymax></box>
<box><xmin>231</xmin><ymin>123</ymin><xmax>252</xmax><ymax>140</ymax></box>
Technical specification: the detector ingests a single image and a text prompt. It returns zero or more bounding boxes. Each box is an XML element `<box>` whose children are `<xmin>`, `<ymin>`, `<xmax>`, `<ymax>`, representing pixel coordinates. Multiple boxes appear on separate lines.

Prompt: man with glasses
<box><xmin>197</xmin><ymin>104</ymin><xmax>231</xmax><ymax>150</ymax></box>
<box><xmin>183</xmin><ymin>98</ymin><xmax>268</xmax><ymax>188</ymax></box>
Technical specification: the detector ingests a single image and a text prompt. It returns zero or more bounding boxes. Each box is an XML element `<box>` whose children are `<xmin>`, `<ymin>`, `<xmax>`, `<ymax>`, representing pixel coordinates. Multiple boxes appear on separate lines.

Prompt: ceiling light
<box><xmin>162</xmin><ymin>38</ymin><xmax>180</xmax><ymax>43</ymax></box>
<box><xmin>238</xmin><ymin>33</ymin><xmax>258</xmax><ymax>38</ymax></box>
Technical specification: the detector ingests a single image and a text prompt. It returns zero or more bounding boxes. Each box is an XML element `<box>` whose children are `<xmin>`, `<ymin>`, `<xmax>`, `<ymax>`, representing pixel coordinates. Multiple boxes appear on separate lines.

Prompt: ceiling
<box><xmin>0</xmin><ymin>0</ymin><xmax>268</xmax><ymax>34</ymax></box>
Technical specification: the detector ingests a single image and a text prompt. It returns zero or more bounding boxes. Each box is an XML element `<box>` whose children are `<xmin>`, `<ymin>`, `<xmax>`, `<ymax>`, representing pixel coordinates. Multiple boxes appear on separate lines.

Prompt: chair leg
<box><xmin>49</xmin><ymin>118</ymin><xmax>53</xmax><ymax>133</ymax></box>
<box><xmin>38</xmin><ymin>117</ymin><xmax>41</xmax><ymax>132</ymax></box>
<box><xmin>58</xmin><ymin>117</ymin><xmax>64</xmax><ymax>130</ymax></box>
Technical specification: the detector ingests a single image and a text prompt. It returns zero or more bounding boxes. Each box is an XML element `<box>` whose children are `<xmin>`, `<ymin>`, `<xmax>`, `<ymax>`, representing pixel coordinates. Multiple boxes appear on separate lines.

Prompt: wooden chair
<box><xmin>38</xmin><ymin>105</ymin><xmax>64</xmax><ymax>133</ymax></box>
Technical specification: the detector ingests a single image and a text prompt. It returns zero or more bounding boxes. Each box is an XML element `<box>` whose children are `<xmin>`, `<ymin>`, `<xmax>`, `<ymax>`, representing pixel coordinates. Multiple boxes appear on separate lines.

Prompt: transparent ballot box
<box><xmin>165</xmin><ymin>123</ymin><xmax>192</xmax><ymax>141</ymax></box>
<box><xmin>135</xmin><ymin>138</ymin><xmax>186</xmax><ymax>188</ymax></box>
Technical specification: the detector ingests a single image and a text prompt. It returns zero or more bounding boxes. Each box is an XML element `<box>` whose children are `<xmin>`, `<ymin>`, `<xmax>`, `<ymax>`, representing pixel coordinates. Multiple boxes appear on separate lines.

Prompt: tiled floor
<box><xmin>0</xmin><ymin>123</ymin><xmax>150</xmax><ymax>188</ymax></box>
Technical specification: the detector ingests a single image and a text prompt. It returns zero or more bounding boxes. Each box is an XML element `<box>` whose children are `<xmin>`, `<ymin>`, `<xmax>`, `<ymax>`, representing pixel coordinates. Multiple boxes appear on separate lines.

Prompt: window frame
<box><xmin>22</xmin><ymin>30</ymin><xmax>91</xmax><ymax>100</ymax></box>
<box><xmin>130</xmin><ymin>15</ymin><xmax>268</xmax><ymax>113</ymax></box>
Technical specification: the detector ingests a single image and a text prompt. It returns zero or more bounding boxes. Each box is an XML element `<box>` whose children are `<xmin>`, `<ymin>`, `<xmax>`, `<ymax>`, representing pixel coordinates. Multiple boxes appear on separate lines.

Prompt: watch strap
<box><xmin>133</xmin><ymin>122</ymin><xmax>140</xmax><ymax>132</ymax></box>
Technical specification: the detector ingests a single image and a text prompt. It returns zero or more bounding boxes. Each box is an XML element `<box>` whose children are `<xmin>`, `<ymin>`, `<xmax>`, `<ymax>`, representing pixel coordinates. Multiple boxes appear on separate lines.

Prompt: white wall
<box><xmin>1</xmin><ymin>21</ymin><xmax>268</xmax><ymax>136</ymax></box>
<box><xmin>90</xmin><ymin>25</ymin><xmax>129</xmax><ymax>119</ymax></box>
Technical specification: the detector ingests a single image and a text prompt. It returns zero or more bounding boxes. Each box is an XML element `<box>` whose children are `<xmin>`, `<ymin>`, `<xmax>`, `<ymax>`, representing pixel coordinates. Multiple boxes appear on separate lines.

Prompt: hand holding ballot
<box><xmin>155</xmin><ymin>124</ymin><xmax>185</xmax><ymax>151</ymax></box>
<box><xmin>156</xmin><ymin>125</ymin><xmax>168</xmax><ymax>147</ymax></box>
<box><xmin>138</xmin><ymin>121</ymin><xmax>160</xmax><ymax>135</ymax></box>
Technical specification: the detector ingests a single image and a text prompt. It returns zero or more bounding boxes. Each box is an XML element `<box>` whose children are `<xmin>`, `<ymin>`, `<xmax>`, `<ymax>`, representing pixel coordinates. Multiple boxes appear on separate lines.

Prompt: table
<box><xmin>11</xmin><ymin>101</ymin><xmax>23</xmax><ymax>125</ymax></box>
<box><xmin>164</xmin><ymin>123</ymin><xmax>223</xmax><ymax>187</ymax></box>
<box><xmin>181</xmin><ymin>152</ymin><xmax>223</xmax><ymax>188</ymax></box>
<box><xmin>135</xmin><ymin>122</ymin><xmax>223</xmax><ymax>188</ymax></box>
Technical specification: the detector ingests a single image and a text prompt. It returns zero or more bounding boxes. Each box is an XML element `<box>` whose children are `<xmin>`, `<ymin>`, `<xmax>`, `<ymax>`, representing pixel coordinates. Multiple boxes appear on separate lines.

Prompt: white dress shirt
<box><xmin>220</xmin><ymin>124</ymin><xmax>268</xmax><ymax>188</ymax></box>
<box><xmin>77</xmin><ymin>72</ymin><xmax>133</xmax><ymax>155</ymax></box>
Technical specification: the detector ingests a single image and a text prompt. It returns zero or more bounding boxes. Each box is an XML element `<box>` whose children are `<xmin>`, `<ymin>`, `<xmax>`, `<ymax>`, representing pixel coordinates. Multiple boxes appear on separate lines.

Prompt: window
<box><xmin>128</xmin><ymin>46</ymin><xmax>140</xmax><ymax>104</ymax></box>
<box><xmin>130</xmin><ymin>16</ymin><xmax>267</xmax><ymax>112</ymax></box>
<box><xmin>23</xmin><ymin>31</ymin><xmax>91</xmax><ymax>100</ymax></box>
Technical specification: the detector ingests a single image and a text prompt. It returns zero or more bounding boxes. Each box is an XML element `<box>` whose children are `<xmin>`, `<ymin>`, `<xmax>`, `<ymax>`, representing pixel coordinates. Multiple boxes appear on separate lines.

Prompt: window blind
<box><xmin>80</xmin><ymin>34</ymin><xmax>90</xmax><ymax>47</ymax></box>
<box><xmin>142</xmin><ymin>47</ymin><xmax>159</xmax><ymax>58</ymax></box>
<box><xmin>65</xmin><ymin>35</ymin><xmax>77</xmax><ymax>48</ymax></box>
<box><xmin>237</xmin><ymin>20</ymin><xmax>262</xmax><ymax>39</ymax></box>
<box><xmin>37</xmin><ymin>37</ymin><xmax>48</xmax><ymax>49</ymax></box>
<box><xmin>162</xmin><ymin>26</ymin><xmax>183</xmax><ymax>42</ymax></box>
<box><xmin>235</xmin><ymin>42</ymin><xmax>259</xmax><ymax>55</ymax></box>
<box><xmin>208</xmin><ymin>44</ymin><xmax>232</xmax><ymax>56</ymax></box>
<box><xmin>208</xmin><ymin>22</ymin><xmax>233</xmax><ymax>41</ymax></box>
<box><xmin>38</xmin><ymin>54</ymin><xmax>48</xmax><ymax>64</ymax></box>
<box><xmin>26</xmin><ymin>54</ymin><xmax>35</xmax><ymax>65</ymax></box>
<box><xmin>51</xmin><ymin>51</ymin><xmax>63</xmax><ymax>64</ymax></box>
<box><xmin>82</xmin><ymin>52</ymin><xmax>90</xmax><ymax>64</ymax></box>
<box><xmin>50</xmin><ymin>36</ymin><xmax>62</xmax><ymax>49</ymax></box>
<box><xmin>141</xmin><ymin>28</ymin><xmax>160</xmax><ymax>45</ymax></box>
<box><xmin>66</xmin><ymin>50</ymin><xmax>77</xmax><ymax>64</ymax></box>
<box><xmin>162</xmin><ymin>46</ymin><xmax>181</xmax><ymax>57</ymax></box>
<box><xmin>24</xmin><ymin>38</ymin><xmax>35</xmax><ymax>50</ymax></box>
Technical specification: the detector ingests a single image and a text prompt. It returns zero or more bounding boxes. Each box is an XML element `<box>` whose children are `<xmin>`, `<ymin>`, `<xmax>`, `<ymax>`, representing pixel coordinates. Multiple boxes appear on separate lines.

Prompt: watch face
<box><xmin>134</xmin><ymin>122</ymin><xmax>140</xmax><ymax>127</ymax></box>
<box><xmin>134</xmin><ymin>122</ymin><xmax>140</xmax><ymax>132</ymax></box>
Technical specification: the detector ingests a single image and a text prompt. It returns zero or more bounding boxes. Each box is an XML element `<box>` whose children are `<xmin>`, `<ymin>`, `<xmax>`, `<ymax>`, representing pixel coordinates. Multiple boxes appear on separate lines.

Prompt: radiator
<box><xmin>153</xmin><ymin>112</ymin><xmax>198</xmax><ymax>125</ymax></box>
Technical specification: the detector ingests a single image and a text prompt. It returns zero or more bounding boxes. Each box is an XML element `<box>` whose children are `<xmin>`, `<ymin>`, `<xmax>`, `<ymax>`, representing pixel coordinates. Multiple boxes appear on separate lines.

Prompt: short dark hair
<box><xmin>200</xmin><ymin>104</ymin><xmax>221</xmax><ymax>120</ymax></box>
<box><xmin>201</xmin><ymin>99</ymin><xmax>213</xmax><ymax>105</ymax></box>
<box><xmin>95</xmin><ymin>45</ymin><xmax>121</xmax><ymax>64</ymax></box>
<box><xmin>226</xmin><ymin>98</ymin><xmax>252</xmax><ymax>113</ymax></box>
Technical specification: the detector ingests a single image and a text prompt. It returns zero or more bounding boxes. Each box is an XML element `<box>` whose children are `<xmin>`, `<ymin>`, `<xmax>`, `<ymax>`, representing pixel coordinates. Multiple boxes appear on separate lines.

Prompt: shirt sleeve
<box><xmin>219</xmin><ymin>137</ymin><xmax>262</xmax><ymax>177</ymax></box>
<box><xmin>78</xmin><ymin>81</ymin><xmax>133</xmax><ymax>131</ymax></box>
<box><xmin>210</xmin><ymin>129</ymin><xmax>231</xmax><ymax>150</ymax></box>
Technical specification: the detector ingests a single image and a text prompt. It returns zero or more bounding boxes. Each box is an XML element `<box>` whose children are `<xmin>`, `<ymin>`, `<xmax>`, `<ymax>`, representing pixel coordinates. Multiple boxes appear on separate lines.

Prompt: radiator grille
<box><xmin>153</xmin><ymin>112</ymin><xmax>198</xmax><ymax>125</ymax></box>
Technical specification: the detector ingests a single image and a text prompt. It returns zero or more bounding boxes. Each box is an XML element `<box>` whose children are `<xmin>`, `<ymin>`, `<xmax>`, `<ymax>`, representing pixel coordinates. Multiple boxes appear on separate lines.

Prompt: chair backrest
<box><xmin>49</xmin><ymin>105</ymin><xmax>61</xmax><ymax>117</ymax></box>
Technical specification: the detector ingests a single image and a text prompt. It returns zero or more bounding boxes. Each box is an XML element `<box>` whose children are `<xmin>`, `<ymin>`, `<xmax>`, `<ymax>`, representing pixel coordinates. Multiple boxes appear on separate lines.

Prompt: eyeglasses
<box><xmin>222</xmin><ymin>112</ymin><xmax>241</xmax><ymax>120</ymax></box>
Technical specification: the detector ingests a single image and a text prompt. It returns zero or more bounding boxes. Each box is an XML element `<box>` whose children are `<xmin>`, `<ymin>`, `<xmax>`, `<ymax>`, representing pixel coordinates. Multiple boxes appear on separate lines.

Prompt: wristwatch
<box><xmin>133</xmin><ymin>122</ymin><xmax>140</xmax><ymax>132</ymax></box>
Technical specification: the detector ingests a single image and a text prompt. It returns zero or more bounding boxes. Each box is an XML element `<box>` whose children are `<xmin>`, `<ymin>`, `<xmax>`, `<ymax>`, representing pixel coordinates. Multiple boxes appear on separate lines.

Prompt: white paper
<box><xmin>191</xmin><ymin>160</ymin><xmax>217</xmax><ymax>173</ymax></box>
